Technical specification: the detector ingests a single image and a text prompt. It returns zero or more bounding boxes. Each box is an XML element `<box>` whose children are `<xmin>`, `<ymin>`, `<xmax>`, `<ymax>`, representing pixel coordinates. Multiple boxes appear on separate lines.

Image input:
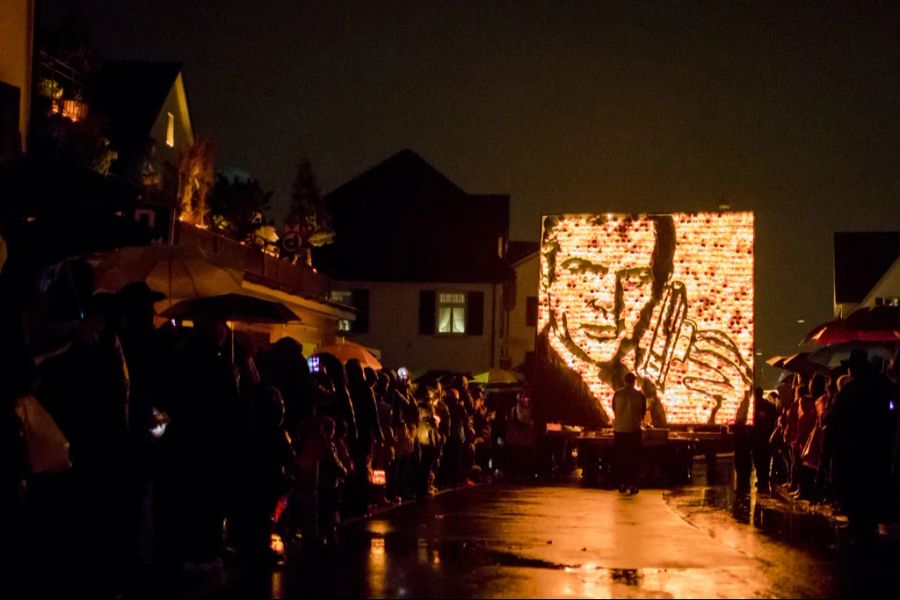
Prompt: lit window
<box><xmin>329</xmin><ymin>290</ymin><xmax>352</xmax><ymax>304</ymax></box>
<box><xmin>438</xmin><ymin>292</ymin><xmax>466</xmax><ymax>334</ymax></box>
<box><xmin>166</xmin><ymin>112</ymin><xmax>175</xmax><ymax>148</ymax></box>
<box><xmin>337</xmin><ymin>318</ymin><xmax>351</xmax><ymax>332</ymax></box>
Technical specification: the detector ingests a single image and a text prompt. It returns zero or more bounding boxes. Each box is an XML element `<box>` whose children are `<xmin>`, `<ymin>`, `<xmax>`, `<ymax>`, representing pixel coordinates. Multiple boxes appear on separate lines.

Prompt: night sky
<box><xmin>44</xmin><ymin>1</ymin><xmax>900</xmax><ymax>384</ymax></box>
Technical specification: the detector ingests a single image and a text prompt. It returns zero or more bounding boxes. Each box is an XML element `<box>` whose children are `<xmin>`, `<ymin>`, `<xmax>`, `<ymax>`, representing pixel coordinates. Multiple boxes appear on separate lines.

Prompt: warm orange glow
<box><xmin>61</xmin><ymin>98</ymin><xmax>87</xmax><ymax>122</ymax></box>
<box><xmin>166</xmin><ymin>112</ymin><xmax>175</xmax><ymax>148</ymax></box>
<box><xmin>539</xmin><ymin>213</ymin><xmax>754</xmax><ymax>425</ymax></box>
<box><xmin>270</xmin><ymin>533</ymin><xmax>285</xmax><ymax>555</ymax></box>
<box><xmin>370</xmin><ymin>469</ymin><xmax>386</xmax><ymax>485</ymax></box>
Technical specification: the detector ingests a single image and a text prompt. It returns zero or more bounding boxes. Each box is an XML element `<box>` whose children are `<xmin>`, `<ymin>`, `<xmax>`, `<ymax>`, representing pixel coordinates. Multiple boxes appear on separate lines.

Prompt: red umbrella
<box><xmin>805</xmin><ymin>305</ymin><xmax>900</xmax><ymax>345</ymax></box>
<box><xmin>315</xmin><ymin>339</ymin><xmax>382</xmax><ymax>371</ymax></box>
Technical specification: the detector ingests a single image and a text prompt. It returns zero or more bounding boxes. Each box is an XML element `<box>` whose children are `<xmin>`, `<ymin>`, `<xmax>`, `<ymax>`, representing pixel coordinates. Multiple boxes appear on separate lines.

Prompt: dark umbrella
<box><xmin>161</xmin><ymin>293</ymin><xmax>299</xmax><ymax>323</ymax></box>
<box><xmin>807</xmin><ymin>341</ymin><xmax>896</xmax><ymax>369</ymax></box>
<box><xmin>766</xmin><ymin>352</ymin><xmax>829</xmax><ymax>376</ymax></box>
<box><xmin>805</xmin><ymin>305</ymin><xmax>900</xmax><ymax>344</ymax></box>
<box><xmin>162</xmin><ymin>293</ymin><xmax>300</xmax><ymax>362</ymax></box>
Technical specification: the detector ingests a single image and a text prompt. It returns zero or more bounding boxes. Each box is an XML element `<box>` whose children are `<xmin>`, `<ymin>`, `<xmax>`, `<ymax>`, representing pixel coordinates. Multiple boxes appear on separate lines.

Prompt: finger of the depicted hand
<box><xmin>683</xmin><ymin>374</ymin><xmax>734</xmax><ymax>398</ymax></box>
<box><xmin>681</xmin><ymin>379</ymin><xmax>724</xmax><ymax>406</ymax></box>
<box><xmin>686</xmin><ymin>352</ymin><xmax>747</xmax><ymax>389</ymax></box>
<box><xmin>689</xmin><ymin>334</ymin><xmax>752</xmax><ymax>383</ymax></box>
<box><xmin>694</xmin><ymin>327</ymin><xmax>749</xmax><ymax>352</ymax></box>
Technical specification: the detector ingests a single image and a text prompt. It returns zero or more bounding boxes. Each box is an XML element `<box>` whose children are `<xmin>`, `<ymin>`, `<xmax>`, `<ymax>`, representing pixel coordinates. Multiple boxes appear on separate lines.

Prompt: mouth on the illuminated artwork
<box><xmin>584</xmin><ymin>324</ymin><xmax>617</xmax><ymax>340</ymax></box>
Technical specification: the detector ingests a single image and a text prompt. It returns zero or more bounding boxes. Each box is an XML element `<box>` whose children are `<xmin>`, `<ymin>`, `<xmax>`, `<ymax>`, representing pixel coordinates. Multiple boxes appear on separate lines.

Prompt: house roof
<box><xmin>93</xmin><ymin>61</ymin><xmax>183</xmax><ymax>165</ymax></box>
<box><xmin>316</xmin><ymin>150</ymin><xmax>514</xmax><ymax>283</ymax></box>
<box><xmin>507</xmin><ymin>241</ymin><xmax>539</xmax><ymax>265</ymax></box>
<box><xmin>834</xmin><ymin>232</ymin><xmax>900</xmax><ymax>303</ymax></box>
<box><xmin>326</xmin><ymin>149</ymin><xmax>464</xmax><ymax>200</ymax></box>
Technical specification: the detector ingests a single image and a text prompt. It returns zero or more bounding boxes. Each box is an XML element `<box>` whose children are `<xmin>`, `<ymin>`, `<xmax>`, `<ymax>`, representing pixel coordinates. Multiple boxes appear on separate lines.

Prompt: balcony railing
<box><xmin>175</xmin><ymin>221</ymin><xmax>330</xmax><ymax>300</ymax></box>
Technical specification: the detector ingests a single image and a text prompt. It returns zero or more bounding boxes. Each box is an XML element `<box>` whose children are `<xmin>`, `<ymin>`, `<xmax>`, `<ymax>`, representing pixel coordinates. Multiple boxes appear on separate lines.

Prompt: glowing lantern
<box><xmin>370</xmin><ymin>469</ymin><xmax>387</xmax><ymax>486</ymax></box>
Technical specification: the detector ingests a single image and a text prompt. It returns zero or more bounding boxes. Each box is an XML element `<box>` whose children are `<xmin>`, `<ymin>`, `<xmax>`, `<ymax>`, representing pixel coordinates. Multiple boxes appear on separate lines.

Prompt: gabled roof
<box><xmin>834</xmin><ymin>232</ymin><xmax>900</xmax><ymax>304</ymax></box>
<box><xmin>93</xmin><ymin>61</ymin><xmax>183</xmax><ymax>160</ymax></box>
<box><xmin>507</xmin><ymin>241</ymin><xmax>539</xmax><ymax>265</ymax></box>
<box><xmin>861</xmin><ymin>255</ymin><xmax>900</xmax><ymax>307</ymax></box>
<box><xmin>316</xmin><ymin>150</ymin><xmax>514</xmax><ymax>283</ymax></box>
<box><xmin>326</xmin><ymin>149</ymin><xmax>463</xmax><ymax>201</ymax></box>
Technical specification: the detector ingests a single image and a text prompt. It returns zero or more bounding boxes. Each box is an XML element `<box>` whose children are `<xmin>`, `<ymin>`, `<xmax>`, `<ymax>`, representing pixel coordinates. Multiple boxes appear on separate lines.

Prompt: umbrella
<box><xmin>765</xmin><ymin>355</ymin><xmax>788</xmax><ymax>369</ymax></box>
<box><xmin>473</xmin><ymin>368</ymin><xmax>523</xmax><ymax>384</ymax></box>
<box><xmin>805</xmin><ymin>305</ymin><xmax>900</xmax><ymax>344</ymax></box>
<box><xmin>315</xmin><ymin>339</ymin><xmax>382</xmax><ymax>371</ymax></box>
<box><xmin>765</xmin><ymin>352</ymin><xmax>829</xmax><ymax>376</ymax></box>
<box><xmin>94</xmin><ymin>244</ymin><xmax>243</xmax><ymax>304</ymax></box>
<box><xmin>161</xmin><ymin>293</ymin><xmax>300</xmax><ymax>324</ymax></box>
<box><xmin>808</xmin><ymin>341</ymin><xmax>896</xmax><ymax>369</ymax></box>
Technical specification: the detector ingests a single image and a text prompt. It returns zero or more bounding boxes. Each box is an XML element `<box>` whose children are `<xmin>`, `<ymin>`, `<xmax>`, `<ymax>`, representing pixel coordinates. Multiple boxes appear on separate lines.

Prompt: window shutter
<box><xmin>526</xmin><ymin>296</ymin><xmax>538</xmax><ymax>327</ymax></box>
<box><xmin>351</xmin><ymin>289</ymin><xmax>369</xmax><ymax>333</ymax></box>
<box><xmin>466</xmin><ymin>291</ymin><xmax>484</xmax><ymax>335</ymax></box>
<box><xmin>419</xmin><ymin>290</ymin><xmax>436</xmax><ymax>335</ymax></box>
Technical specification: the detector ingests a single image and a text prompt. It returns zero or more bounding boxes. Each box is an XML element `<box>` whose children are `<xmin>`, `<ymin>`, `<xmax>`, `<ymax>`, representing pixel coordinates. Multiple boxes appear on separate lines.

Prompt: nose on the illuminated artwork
<box><xmin>587</xmin><ymin>296</ymin><xmax>612</xmax><ymax>319</ymax></box>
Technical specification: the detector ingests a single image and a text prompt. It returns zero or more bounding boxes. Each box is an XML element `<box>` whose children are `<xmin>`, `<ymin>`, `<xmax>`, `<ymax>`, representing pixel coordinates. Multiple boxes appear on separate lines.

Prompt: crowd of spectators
<box><xmin>748</xmin><ymin>348</ymin><xmax>900</xmax><ymax>548</ymax></box>
<box><xmin>0</xmin><ymin>259</ymin><xmax>535</xmax><ymax>596</ymax></box>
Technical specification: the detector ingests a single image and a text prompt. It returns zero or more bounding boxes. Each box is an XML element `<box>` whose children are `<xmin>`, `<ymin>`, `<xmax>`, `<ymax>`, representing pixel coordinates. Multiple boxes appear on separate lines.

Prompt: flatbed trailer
<box><xmin>573</xmin><ymin>427</ymin><xmax>734</xmax><ymax>487</ymax></box>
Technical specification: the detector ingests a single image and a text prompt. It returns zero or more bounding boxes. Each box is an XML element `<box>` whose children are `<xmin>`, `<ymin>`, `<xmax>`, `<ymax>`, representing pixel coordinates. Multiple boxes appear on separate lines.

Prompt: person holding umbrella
<box><xmin>168</xmin><ymin>314</ymin><xmax>241</xmax><ymax>569</ymax></box>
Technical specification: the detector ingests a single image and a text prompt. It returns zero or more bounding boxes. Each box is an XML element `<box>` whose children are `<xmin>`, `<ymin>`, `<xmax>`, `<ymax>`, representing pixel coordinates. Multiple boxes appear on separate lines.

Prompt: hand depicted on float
<box><xmin>680</xmin><ymin>327</ymin><xmax>753</xmax><ymax>423</ymax></box>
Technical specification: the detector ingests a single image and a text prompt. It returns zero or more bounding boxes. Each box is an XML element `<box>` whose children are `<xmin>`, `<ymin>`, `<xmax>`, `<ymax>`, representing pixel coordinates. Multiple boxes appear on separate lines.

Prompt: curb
<box><xmin>342</xmin><ymin>479</ymin><xmax>488</xmax><ymax>526</ymax></box>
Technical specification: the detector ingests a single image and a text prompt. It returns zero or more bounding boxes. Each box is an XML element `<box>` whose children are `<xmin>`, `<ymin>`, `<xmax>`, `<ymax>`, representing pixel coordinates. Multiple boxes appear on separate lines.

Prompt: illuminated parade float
<box><xmin>534</xmin><ymin>212</ymin><xmax>756</xmax><ymax>485</ymax></box>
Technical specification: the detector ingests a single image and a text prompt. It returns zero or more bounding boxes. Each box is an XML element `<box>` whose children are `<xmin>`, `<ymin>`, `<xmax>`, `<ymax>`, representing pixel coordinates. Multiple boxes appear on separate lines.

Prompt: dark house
<box><xmin>314</xmin><ymin>149</ymin><xmax>515</xmax><ymax>374</ymax></box>
<box><xmin>833</xmin><ymin>232</ymin><xmax>900</xmax><ymax>316</ymax></box>
<box><xmin>93</xmin><ymin>61</ymin><xmax>194</xmax><ymax>238</ymax></box>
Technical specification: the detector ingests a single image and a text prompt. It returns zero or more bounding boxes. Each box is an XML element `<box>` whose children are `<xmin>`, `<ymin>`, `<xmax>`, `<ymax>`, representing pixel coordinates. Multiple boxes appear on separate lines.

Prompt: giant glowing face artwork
<box><xmin>548</xmin><ymin>217</ymin><xmax>658</xmax><ymax>364</ymax></box>
<box><xmin>539</xmin><ymin>213</ymin><xmax>754</xmax><ymax>425</ymax></box>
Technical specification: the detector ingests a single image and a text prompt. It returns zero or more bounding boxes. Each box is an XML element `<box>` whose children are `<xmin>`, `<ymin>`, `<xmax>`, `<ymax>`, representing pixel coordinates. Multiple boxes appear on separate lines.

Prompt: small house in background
<box><xmin>833</xmin><ymin>232</ymin><xmax>900</xmax><ymax>317</ymax></box>
<box><xmin>87</xmin><ymin>61</ymin><xmax>351</xmax><ymax>352</ymax></box>
<box><xmin>505</xmin><ymin>241</ymin><xmax>540</xmax><ymax>377</ymax></box>
<box><xmin>93</xmin><ymin>61</ymin><xmax>195</xmax><ymax>239</ymax></box>
<box><xmin>314</xmin><ymin>149</ymin><xmax>515</xmax><ymax>375</ymax></box>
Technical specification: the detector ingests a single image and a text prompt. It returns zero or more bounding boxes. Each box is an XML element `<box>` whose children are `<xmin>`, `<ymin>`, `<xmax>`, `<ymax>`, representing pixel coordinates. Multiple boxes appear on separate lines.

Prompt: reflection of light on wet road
<box><xmin>270</xmin><ymin>570</ymin><xmax>283</xmax><ymax>599</ymax></box>
<box><xmin>368</xmin><ymin>535</ymin><xmax>387</xmax><ymax>596</ymax></box>
<box><xmin>269</xmin><ymin>484</ymin><xmax>851</xmax><ymax>598</ymax></box>
<box><xmin>416</xmin><ymin>538</ymin><xmax>441</xmax><ymax>567</ymax></box>
<box><xmin>367</xmin><ymin>520</ymin><xmax>392</xmax><ymax>536</ymax></box>
<box><xmin>370</xmin><ymin>536</ymin><xmax>385</xmax><ymax>557</ymax></box>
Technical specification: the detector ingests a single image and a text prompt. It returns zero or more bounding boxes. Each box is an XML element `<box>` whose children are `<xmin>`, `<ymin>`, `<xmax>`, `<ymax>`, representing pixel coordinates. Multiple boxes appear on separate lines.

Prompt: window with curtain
<box><xmin>329</xmin><ymin>290</ymin><xmax>352</xmax><ymax>304</ymax></box>
<box><xmin>437</xmin><ymin>292</ymin><xmax>466</xmax><ymax>334</ymax></box>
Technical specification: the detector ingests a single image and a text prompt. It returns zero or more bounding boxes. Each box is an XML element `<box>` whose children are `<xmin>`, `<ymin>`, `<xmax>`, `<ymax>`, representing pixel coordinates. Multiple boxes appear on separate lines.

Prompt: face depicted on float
<box><xmin>548</xmin><ymin>217</ymin><xmax>658</xmax><ymax>364</ymax></box>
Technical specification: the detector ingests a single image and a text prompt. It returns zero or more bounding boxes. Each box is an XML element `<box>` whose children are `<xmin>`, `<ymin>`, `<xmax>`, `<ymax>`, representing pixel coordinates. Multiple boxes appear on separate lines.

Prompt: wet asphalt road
<box><xmin>222</xmin><ymin>481</ymin><xmax>897</xmax><ymax>598</ymax></box>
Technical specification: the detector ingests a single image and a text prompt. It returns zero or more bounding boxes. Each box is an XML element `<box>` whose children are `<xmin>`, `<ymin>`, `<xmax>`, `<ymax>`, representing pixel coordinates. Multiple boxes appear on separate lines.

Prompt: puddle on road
<box><xmin>362</xmin><ymin>532</ymin><xmax>579</xmax><ymax>571</ymax></box>
<box><xmin>664</xmin><ymin>485</ymin><xmax>843</xmax><ymax>551</ymax></box>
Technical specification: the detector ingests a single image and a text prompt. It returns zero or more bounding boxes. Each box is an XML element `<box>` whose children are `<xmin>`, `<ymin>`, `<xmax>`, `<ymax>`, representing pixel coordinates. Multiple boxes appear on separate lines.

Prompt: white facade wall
<box><xmin>507</xmin><ymin>253</ymin><xmax>539</xmax><ymax>368</ymax></box>
<box><xmin>861</xmin><ymin>256</ymin><xmax>900</xmax><ymax>308</ymax></box>
<box><xmin>334</xmin><ymin>280</ymin><xmax>500</xmax><ymax>376</ymax></box>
